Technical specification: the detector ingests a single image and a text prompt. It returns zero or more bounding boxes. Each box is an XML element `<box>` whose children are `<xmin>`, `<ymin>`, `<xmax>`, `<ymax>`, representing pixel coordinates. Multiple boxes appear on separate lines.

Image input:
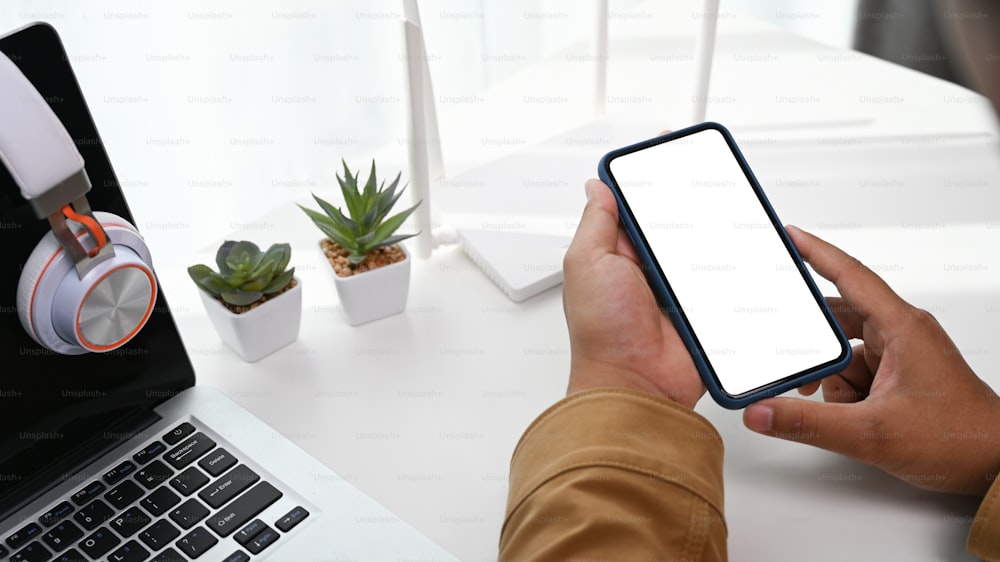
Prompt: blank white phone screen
<box><xmin>607</xmin><ymin>128</ymin><xmax>844</xmax><ymax>396</ymax></box>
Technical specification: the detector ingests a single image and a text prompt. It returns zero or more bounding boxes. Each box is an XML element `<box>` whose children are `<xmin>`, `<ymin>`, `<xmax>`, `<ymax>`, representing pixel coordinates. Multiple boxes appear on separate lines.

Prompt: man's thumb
<box><xmin>744</xmin><ymin>397</ymin><xmax>864</xmax><ymax>459</ymax></box>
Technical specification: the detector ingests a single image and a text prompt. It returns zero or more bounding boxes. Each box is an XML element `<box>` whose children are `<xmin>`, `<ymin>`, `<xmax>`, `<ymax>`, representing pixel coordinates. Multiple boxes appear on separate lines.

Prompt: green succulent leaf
<box><xmin>347</xmin><ymin>251</ymin><xmax>369</xmax><ymax>265</ymax></box>
<box><xmin>311</xmin><ymin>193</ymin><xmax>357</xmax><ymax>233</ymax></box>
<box><xmin>370</xmin><ymin>203</ymin><xmax>420</xmax><ymax>246</ymax></box>
<box><xmin>263</xmin><ymin>267</ymin><xmax>295</xmax><ymax>294</ymax></box>
<box><xmin>338</xmin><ymin>159</ymin><xmax>363</xmax><ymax>220</ymax></box>
<box><xmin>188</xmin><ymin>265</ymin><xmax>229</xmax><ymax>295</ymax></box>
<box><xmin>298</xmin><ymin>204</ymin><xmax>335</xmax><ymax>228</ymax></box>
<box><xmin>254</xmin><ymin>243</ymin><xmax>291</xmax><ymax>277</ymax></box>
<box><xmin>224</xmin><ymin>269</ymin><xmax>251</xmax><ymax>287</ymax></box>
<box><xmin>244</xmin><ymin>273</ymin><xmax>272</xmax><ymax>291</ymax></box>
<box><xmin>223</xmin><ymin>241</ymin><xmax>262</xmax><ymax>273</ymax></box>
<box><xmin>373</xmin><ymin>173</ymin><xmax>404</xmax><ymax>224</ymax></box>
<box><xmin>215</xmin><ymin>241</ymin><xmax>236</xmax><ymax>275</ymax></box>
<box><xmin>361</xmin><ymin>160</ymin><xmax>378</xmax><ymax>209</ymax></box>
<box><xmin>313</xmin><ymin>221</ymin><xmax>358</xmax><ymax>252</ymax></box>
<box><xmin>374</xmin><ymin>232</ymin><xmax>419</xmax><ymax>249</ymax></box>
<box><xmin>221</xmin><ymin>289</ymin><xmax>264</xmax><ymax>306</ymax></box>
<box><xmin>268</xmin><ymin>243</ymin><xmax>292</xmax><ymax>274</ymax></box>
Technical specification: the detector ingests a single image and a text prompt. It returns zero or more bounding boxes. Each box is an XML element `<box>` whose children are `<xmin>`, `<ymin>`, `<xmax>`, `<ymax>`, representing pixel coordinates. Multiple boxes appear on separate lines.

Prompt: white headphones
<box><xmin>1</xmin><ymin>52</ymin><xmax>156</xmax><ymax>355</ymax></box>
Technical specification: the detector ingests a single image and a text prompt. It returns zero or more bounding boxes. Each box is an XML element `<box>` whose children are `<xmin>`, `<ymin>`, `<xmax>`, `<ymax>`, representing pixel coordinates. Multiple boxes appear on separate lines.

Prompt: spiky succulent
<box><xmin>299</xmin><ymin>159</ymin><xmax>420</xmax><ymax>265</ymax></box>
<box><xmin>188</xmin><ymin>241</ymin><xmax>295</xmax><ymax>306</ymax></box>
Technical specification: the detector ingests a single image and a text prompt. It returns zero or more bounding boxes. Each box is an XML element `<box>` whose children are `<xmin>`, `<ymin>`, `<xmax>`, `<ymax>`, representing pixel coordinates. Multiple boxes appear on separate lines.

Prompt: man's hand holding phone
<box><xmin>563</xmin><ymin>178</ymin><xmax>705</xmax><ymax>408</ymax></box>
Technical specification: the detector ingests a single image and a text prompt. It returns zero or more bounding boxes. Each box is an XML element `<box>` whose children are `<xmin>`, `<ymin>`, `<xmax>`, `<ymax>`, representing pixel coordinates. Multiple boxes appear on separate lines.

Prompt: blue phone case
<box><xmin>598</xmin><ymin>121</ymin><xmax>852</xmax><ymax>409</ymax></box>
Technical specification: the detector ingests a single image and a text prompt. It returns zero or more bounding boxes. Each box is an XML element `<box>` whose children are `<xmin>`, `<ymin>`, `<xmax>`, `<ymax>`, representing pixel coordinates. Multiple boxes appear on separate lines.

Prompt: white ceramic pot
<box><xmin>334</xmin><ymin>246</ymin><xmax>411</xmax><ymax>326</ymax></box>
<box><xmin>199</xmin><ymin>278</ymin><xmax>302</xmax><ymax>362</ymax></box>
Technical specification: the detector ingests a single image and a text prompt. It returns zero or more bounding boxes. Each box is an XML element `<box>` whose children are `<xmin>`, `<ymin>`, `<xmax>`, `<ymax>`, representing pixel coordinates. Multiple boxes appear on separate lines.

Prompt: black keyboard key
<box><xmin>77</xmin><ymin>527</ymin><xmax>120</xmax><ymax>558</ymax></box>
<box><xmin>162</xmin><ymin>422</ymin><xmax>195</xmax><ymax>445</ymax></box>
<box><xmin>169</xmin><ymin>499</ymin><xmax>209</xmax><ymax>530</ymax></box>
<box><xmin>169</xmin><ymin>466</ymin><xmax>209</xmax><ymax>496</ymax></box>
<box><xmin>73</xmin><ymin>499</ymin><xmax>114</xmax><ymax>530</ymax></box>
<box><xmin>221</xmin><ymin>551</ymin><xmax>250</xmax><ymax>562</ymax></box>
<box><xmin>175</xmin><ymin>526</ymin><xmax>217</xmax><ymax>559</ymax></box>
<box><xmin>198</xmin><ymin>465</ymin><xmax>259</xmax><ymax>509</ymax></box>
<box><xmin>138</xmin><ymin>519</ymin><xmax>180</xmax><ymax>551</ymax></box>
<box><xmin>206</xmin><ymin>482</ymin><xmax>282</xmax><ymax>537</ymax></box>
<box><xmin>39</xmin><ymin>501</ymin><xmax>75</xmax><ymax>527</ymax></box>
<box><xmin>10</xmin><ymin>541</ymin><xmax>51</xmax><ymax>562</ymax></box>
<box><xmin>243</xmin><ymin>524</ymin><xmax>278</xmax><ymax>555</ymax></box>
<box><xmin>0</xmin><ymin>544</ymin><xmax>7</xmax><ymax>557</ymax></box>
<box><xmin>164</xmin><ymin>433</ymin><xmax>216</xmax><ymax>470</ymax></box>
<box><xmin>135</xmin><ymin>460</ymin><xmax>174</xmax><ymax>490</ymax></box>
<box><xmin>105</xmin><ymin>480</ymin><xmax>144</xmax><ymax>510</ymax></box>
<box><xmin>107</xmin><ymin>539</ymin><xmax>149</xmax><ymax>562</ymax></box>
<box><xmin>110</xmin><ymin>507</ymin><xmax>151</xmax><ymax>538</ymax></box>
<box><xmin>6</xmin><ymin>522</ymin><xmax>42</xmax><ymax>549</ymax></box>
<box><xmin>70</xmin><ymin>481</ymin><xmax>106</xmax><ymax>506</ymax></box>
<box><xmin>103</xmin><ymin>460</ymin><xmax>137</xmax><ymax>485</ymax></box>
<box><xmin>150</xmin><ymin>547</ymin><xmax>185</xmax><ymax>562</ymax></box>
<box><xmin>42</xmin><ymin>520</ymin><xmax>83</xmax><ymax>551</ymax></box>
<box><xmin>232</xmin><ymin>519</ymin><xmax>266</xmax><ymax>546</ymax></box>
<box><xmin>197</xmin><ymin>448</ymin><xmax>237</xmax><ymax>477</ymax></box>
<box><xmin>54</xmin><ymin>548</ymin><xmax>86</xmax><ymax>562</ymax></box>
<box><xmin>133</xmin><ymin>440</ymin><xmax>167</xmax><ymax>465</ymax></box>
<box><xmin>140</xmin><ymin>486</ymin><xmax>180</xmax><ymax>517</ymax></box>
<box><xmin>233</xmin><ymin>519</ymin><xmax>267</xmax><ymax>545</ymax></box>
<box><xmin>275</xmin><ymin>505</ymin><xmax>309</xmax><ymax>532</ymax></box>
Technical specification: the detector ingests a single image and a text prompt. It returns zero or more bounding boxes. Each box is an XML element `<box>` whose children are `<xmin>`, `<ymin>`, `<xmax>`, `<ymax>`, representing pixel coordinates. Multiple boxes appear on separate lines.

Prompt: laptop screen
<box><xmin>0</xmin><ymin>23</ymin><xmax>195</xmax><ymax>516</ymax></box>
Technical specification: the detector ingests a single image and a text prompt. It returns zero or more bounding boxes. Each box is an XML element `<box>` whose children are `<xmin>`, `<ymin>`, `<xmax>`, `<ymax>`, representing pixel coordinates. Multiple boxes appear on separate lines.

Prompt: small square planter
<box><xmin>333</xmin><ymin>245</ymin><xmax>411</xmax><ymax>326</ymax></box>
<box><xmin>199</xmin><ymin>278</ymin><xmax>302</xmax><ymax>362</ymax></box>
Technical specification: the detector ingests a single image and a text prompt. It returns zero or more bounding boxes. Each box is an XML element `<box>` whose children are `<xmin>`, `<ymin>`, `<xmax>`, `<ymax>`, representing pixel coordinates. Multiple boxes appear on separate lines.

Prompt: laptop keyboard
<box><xmin>3</xmin><ymin>421</ymin><xmax>309</xmax><ymax>561</ymax></box>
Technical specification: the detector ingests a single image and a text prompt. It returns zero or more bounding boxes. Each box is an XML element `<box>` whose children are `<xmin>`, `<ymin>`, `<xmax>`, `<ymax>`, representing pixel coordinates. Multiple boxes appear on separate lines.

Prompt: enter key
<box><xmin>198</xmin><ymin>465</ymin><xmax>260</xmax><ymax>509</ymax></box>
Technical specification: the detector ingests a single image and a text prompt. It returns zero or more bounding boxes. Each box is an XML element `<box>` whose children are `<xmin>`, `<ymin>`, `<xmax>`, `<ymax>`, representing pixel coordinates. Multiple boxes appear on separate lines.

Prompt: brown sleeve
<box><xmin>969</xmin><ymin>474</ymin><xmax>1000</xmax><ymax>559</ymax></box>
<box><xmin>499</xmin><ymin>388</ymin><xmax>726</xmax><ymax>561</ymax></box>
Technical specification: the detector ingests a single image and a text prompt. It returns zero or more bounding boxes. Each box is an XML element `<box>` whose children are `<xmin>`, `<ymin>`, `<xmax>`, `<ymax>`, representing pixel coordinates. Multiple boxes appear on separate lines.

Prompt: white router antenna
<box><xmin>402</xmin><ymin>0</ymin><xmax>452</xmax><ymax>259</ymax></box>
<box><xmin>592</xmin><ymin>0</ymin><xmax>608</xmax><ymax>115</ymax></box>
<box><xmin>692</xmin><ymin>0</ymin><xmax>719</xmax><ymax>123</ymax></box>
<box><xmin>401</xmin><ymin>0</ymin><xmax>443</xmax><ymax>182</ymax></box>
<box><xmin>400</xmin><ymin>1</ymin><xmax>570</xmax><ymax>302</ymax></box>
<box><xmin>402</xmin><ymin>17</ymin><xmax>435</xmax><ymax>259</ymax></box>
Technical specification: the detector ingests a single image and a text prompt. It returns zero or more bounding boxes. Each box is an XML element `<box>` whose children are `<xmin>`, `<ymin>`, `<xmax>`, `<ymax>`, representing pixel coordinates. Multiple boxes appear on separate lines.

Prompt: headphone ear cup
<box><xmin>16</xmin><ymin>211</ymin><xmax>156</xmax><ymax>355</ymax></box>
<box><xmin>16</xmin><ymin>229</ymin><xmax>63</xmax><ymax>350</ymax></box>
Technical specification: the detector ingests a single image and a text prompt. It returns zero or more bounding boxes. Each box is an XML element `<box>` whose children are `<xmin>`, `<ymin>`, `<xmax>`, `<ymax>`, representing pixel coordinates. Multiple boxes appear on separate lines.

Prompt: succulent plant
<box><xmin>299</xmin><ymin>159</ymin><xmax>420</xmax><ymax>265</ymax></box>
<box><xmin>188</xmin><ymin>241</ymin><xmax>295</xmax><ymax>307</ymax></box>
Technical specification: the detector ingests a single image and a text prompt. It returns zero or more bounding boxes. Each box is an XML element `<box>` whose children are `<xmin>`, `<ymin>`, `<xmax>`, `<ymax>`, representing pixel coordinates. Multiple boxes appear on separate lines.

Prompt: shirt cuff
<box><xmin>505</xmin><ymin>387</ymin><xmax>725</xmax><ymax>527</ymax></box>
<box><xmin>969</xmin><ymin>474</ymin><xmax>1000</xmax><ymax>559</ymax></box>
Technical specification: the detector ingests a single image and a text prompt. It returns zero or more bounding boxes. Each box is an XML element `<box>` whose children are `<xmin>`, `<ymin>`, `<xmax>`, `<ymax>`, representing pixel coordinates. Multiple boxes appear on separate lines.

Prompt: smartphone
<box><xmin>598</xmin><ymin>122</ymin><xmax>851</xmax><ymax>409</ymax></box>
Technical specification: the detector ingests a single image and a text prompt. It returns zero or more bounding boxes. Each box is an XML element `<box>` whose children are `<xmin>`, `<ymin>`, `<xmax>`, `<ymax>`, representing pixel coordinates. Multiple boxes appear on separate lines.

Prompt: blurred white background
<box><xmin>0</xmin><ymin>0</ymin><xmax>862</xmax><ymax>254</ymax></box>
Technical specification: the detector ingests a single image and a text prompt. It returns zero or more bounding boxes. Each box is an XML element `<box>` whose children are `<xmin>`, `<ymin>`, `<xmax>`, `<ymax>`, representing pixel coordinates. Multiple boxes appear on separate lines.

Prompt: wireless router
<box><xmin>398</xmin><ymin>0</ymin><xmax>721</xmax><ymax>302</ymax></box>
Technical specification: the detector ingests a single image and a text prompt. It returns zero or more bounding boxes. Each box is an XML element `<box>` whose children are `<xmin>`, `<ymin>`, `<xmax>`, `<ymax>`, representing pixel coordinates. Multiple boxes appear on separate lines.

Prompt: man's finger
<box><xmin>787</xmin><ymin>226</ymin><xmax>909</xmax><ymax>332</ymax></box>
<box><xmin>825</xmin><ymin>296</ymin><xmax>864</xmax><ymax>341</ymax></box>
<box><xmin>797</xmin><ymin>380</ymin><xmax>821</xmax><ymax>396</ymax></box>
<box><xmin>566</xmin><ymin>179</ymin><xmax>620</xmax><ymax>264</ymax></box>
<box><xmin>743</xmin><ymin>397</ymin><xmax>875</xmax><ymax>464</ymax></box>
<box><xmin>824</xmin><ymin>343</ymin><xmax>874</xmax><ymax>401</ymax></box>
<box><xmin>615</xmin><ymin>225</ymin><xmax>641</xmax><ymax>263</ymax></box>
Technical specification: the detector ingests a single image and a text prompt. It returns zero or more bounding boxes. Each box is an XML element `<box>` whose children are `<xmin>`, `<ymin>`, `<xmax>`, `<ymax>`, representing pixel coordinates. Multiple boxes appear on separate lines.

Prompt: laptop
<box><xmin>0</xmin><ymin>22</ymin><xmax>457</xmax><ymax>562</ymax></box>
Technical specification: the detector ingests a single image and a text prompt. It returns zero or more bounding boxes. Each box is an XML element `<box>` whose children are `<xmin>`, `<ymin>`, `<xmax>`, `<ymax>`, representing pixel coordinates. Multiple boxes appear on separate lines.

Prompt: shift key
<box><xmin>165</xmin><ymin>433</ymin><xmax>216</xmax><ymax>470</ymax></box>
<box><xmin>198</xmin><ymin>465</ymin><xmax>260</xmax><ymax>509</ymax></box>
<box><xmin>206</xmin><ymin>482</ymin><xmax>282</xmax><ymax>537</ymax></box>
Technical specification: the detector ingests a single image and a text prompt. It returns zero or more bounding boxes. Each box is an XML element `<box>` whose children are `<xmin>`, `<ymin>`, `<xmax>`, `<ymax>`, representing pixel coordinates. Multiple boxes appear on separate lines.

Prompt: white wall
<box><xmin>722</xmin><ymin>0</ymin><xmax>860</xmax><ymax>49</ymax></box>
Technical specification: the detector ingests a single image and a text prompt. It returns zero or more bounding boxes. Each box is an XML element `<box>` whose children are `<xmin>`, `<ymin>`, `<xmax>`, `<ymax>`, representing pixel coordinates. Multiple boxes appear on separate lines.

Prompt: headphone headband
<box><xmin>0</xmin><ymin>52</ymin><xmax>91</xmax><ymax>217</ymax></box>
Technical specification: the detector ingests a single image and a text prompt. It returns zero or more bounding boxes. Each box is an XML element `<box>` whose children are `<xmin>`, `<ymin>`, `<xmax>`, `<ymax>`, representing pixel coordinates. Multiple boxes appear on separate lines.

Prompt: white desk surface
<box><xmin>29</xmin><ymin>4</ymin><xmax>1000</xmax><ymax>561</ymax></box>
